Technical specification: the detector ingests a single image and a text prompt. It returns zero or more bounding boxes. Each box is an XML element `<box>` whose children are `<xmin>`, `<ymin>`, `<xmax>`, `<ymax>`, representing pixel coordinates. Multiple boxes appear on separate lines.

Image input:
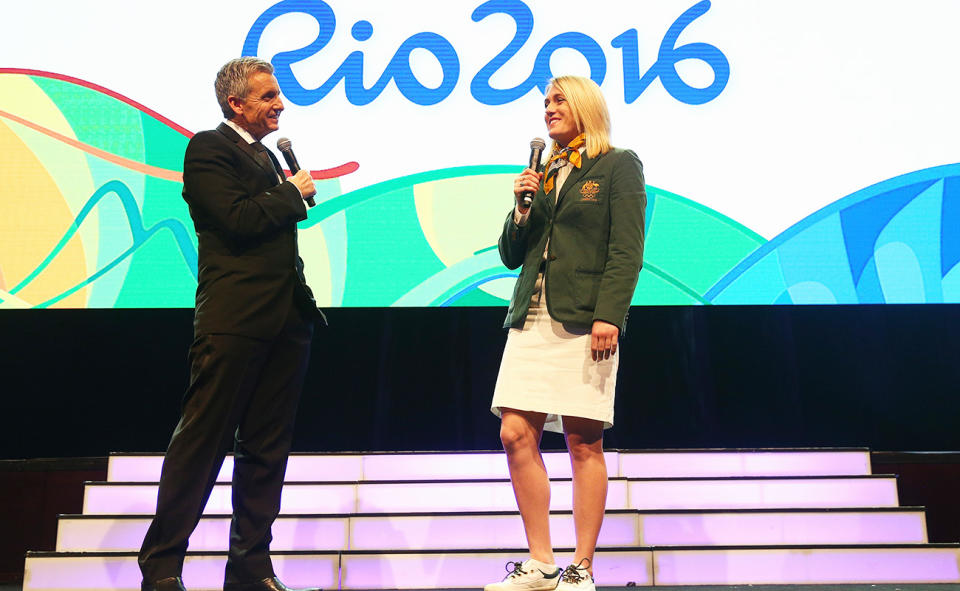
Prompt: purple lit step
<box><xmin>82</xmin><ymin>476</ymin><xmax>897</xmax><ymax>516</ymax></box>
<box><xmin>56</xmin><ymin>515</ymin><xmax>350</xmax><ymax>552</ymax></box>
<box><xmin>55</xmin><ymin>509</ymin><xmax>928</xmax><ymax>553</ymax></box>
<box><xmin>338</xmin><ymin>546</ymin><xmax>960</xmax><ymax>587</ymax></box>
<box><xmin>52</xmin><ymin>512</ymin><xmax>638</xmax><ymax>553</ymax></box>
<box><xmin>23</xmin><ymin>552</ymin><xmax>338</xmax><ymax>591</ymax></box>
<box><xmin>350</xmin><ymin>509</ymin><xmax>926</xmax><ymax>549</ymax></box>
<box><xmin>618</xmin><ymin>449</ymin><xmax>871</xmax><ymax>477</ymax></box>
<box><xmin>652</xmin><ymin>546</ymin><xmax>960</xmax><ymax>585</ymax></box>
<box><xmin>81</xmin><ymin>480</ymin><xmax>632</xmax><ymax>515</ymax></box>
<box><xmin>347</xmin><ymin>511</ymin><xmax>640</xmax><ymax>551</ymax></box>
<box><xmin>107</xmin><ymin>454</ymin><xmax>365</xmax><ymax>483</ymax></box>
<box><xmin>24</xmin><ymin>546</ymin><xmax>960</xmax><ymax>589</ymax></box>
<box><xmin>638</xmin><ymin>509</ymin><xmax>927</xmax><ymax>546</ymax></box>
<box><xmin>628</xmin><ymin>477</ymin><xmax>899</xmax><ymax>509</ymax></box>
<box><xmin>83</xmin><ymin>482</ymin><xmax>358</xmax><ymax>515</ymax></box>
<box><xmin>353</xmin><ymin>480</ymin><xmax>630</xmax><ymax>513</ymax></box>
<box><xmin>106</xmin><ymin>452</ymin><xmax>616</xmax><ymax>483</ymax></box>
<box><xmin>340</xmin><ymin>549</ymin><xmax>655</xmax><ymax>588</ymax></box>
<box><xmin>106</xmin><ymin>448</ymin><xmax>869</xmax><ymax>483</ymax></box>
<box><xmin>361</xmin><ymin>451</ymin><xmax>619</xmax><ymax>481</ymax></box>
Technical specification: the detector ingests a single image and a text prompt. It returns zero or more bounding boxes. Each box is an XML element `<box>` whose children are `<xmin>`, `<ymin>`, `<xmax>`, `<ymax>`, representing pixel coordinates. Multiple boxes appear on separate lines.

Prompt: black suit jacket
<box><xmin>182</xmin><ymin>122</ymin><xmax>325</xmax><ymax>340</ymax></box>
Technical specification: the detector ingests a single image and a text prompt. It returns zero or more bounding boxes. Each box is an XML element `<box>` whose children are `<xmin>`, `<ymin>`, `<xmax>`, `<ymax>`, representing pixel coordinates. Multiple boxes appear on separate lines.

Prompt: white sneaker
<box><xmin>484</xmin><ymin>559</ymin><xmax>562</xmax><ymax>591</ymax></box>
<box><xmin>556</xmin><ymin>560</ymin><xmax>594</xmax><ymax>591</ymax></box>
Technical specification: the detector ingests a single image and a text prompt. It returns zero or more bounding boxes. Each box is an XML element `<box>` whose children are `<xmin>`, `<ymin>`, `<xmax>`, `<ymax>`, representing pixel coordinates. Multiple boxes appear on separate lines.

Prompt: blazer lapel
<box><xmin>556</xmin><ymin>151</ymin><xmax>601</xmax><ymax>206</ymax></box>
<box><xmin>216</xmin><ymin>122</ymin><xmax>276</xmax><ymax>177</ymax></box>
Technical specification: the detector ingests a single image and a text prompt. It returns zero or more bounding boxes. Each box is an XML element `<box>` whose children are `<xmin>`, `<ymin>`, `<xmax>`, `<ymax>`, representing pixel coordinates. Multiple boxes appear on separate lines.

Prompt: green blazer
<box><xmin>499</xmin><ymin>148</ymin><xmax>646</xmax><ymax>334</ymax></box>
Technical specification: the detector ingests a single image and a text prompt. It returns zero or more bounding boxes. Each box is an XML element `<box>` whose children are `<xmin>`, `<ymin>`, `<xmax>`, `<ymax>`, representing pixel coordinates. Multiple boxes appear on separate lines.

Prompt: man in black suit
<box><xmin>138</xmin><ymin>57</ymin><xmax>324</xmax><ymax>591</ymax></box>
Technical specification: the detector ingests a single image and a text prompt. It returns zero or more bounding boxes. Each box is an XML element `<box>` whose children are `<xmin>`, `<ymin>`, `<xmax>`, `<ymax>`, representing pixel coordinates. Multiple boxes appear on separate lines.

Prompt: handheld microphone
<box><xmin>276</xmin><ymin>137</ymin><xmax>315</xmax><ymax>208</ymax></box>
<box><xmin>522</xmin><ymin>137</ymin><xmax>546</xmax><ymax>206</ymax></box>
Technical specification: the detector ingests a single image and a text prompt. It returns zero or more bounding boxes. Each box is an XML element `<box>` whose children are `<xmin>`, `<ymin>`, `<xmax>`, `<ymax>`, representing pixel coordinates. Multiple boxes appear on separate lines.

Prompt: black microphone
<box><xmin>522</xmin><ymin>137</ymin><xmax>546</xmax><ymax>206</ymax></box>
<box><xmin>276</xmin><ymin>137</ymin><xmax>315</xmax><ymax>208</ymax></box>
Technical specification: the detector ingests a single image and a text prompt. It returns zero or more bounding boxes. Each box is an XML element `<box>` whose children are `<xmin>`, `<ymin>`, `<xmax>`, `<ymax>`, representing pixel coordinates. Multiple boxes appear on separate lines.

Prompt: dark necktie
<box><xmin>253</xmin><ymin>140</ymin><xmax>301</xmax><ymax>262</ymax></box>
<box><xmin>252</xmin><ymin>141</ymin><xmax>281</xmax><ymax>182</ymax></box>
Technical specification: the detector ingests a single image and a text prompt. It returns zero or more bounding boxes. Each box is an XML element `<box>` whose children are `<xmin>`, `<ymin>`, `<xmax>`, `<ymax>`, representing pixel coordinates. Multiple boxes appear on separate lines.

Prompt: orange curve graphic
<box><xmin>1</xmin><ymin>107</ymin><xmax>361</xmax><ymax>183</ymax></box>
<box><xmin>0</xmin><ymin>108</ymin><xmax>184</xmax><ymax>182</ymax></box>
<box><xmin>0</xmin><ymin>68</ymin><xmax>360</xmax><ymax>183</ymax></box>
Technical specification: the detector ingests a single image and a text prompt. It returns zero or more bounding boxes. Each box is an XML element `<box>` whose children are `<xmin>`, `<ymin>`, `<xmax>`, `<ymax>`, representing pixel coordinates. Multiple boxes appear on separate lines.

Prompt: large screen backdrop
<box><xmin>2</xmin><ymin>0</ymin><xmax>959</xmax><ymax>308</ymax></box>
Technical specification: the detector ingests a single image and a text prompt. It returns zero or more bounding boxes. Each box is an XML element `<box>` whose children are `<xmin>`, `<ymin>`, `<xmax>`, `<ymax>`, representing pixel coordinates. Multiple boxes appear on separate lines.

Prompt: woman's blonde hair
<box><xmin>548</xmin><ymin>75</ymin><xmax>611</xmax><ymax>159</ymax></box>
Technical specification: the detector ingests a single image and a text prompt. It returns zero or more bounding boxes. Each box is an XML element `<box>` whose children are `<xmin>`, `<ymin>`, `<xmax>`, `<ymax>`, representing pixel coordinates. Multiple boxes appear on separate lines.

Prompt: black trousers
<box><xmin>138</xmin><ymin>305</ymin><xmax>313</xmax><ymax>585</ymax></box>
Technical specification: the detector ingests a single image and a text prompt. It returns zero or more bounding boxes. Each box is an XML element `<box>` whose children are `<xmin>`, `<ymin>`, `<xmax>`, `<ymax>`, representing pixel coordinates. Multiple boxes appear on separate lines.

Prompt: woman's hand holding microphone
<box><xmin>513</xmin><ymin>169</ymin><xmax>542</xmax><ymax>213</ymax></box>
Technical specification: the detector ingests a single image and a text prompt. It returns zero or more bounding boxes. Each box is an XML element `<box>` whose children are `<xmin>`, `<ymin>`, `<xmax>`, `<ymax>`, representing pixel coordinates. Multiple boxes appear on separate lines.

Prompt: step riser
<box><xmin>637</xmin><ymin>512</ymin><xmax>927</xmax><ymax>546</ymax></box>
<box><xmin>627</xmin><ymin>479</ymin><xmax>899</xmax><ymax>509</ymax></box>
<box><xmin>24</xmin><ymin>548</ymin><xmax>960</xmax><ymax>589</ymax></box>
<box><xmin>82</xmin><ymin>478</ymin><xmax>899</xmax><ymax>515</ymax></box>
<box><xmin>56</xmin><ymin>511</ymin><xmax>929</xmax><ymax>552</ymax></box>
<box><xmin>106</xmin><ymin>450</ymin><xmax>872</xmax><ymax>482</ymax></box>
<box><xmin>652</xmin><ymin>548</ymin><xmax>960</xmax><ymax>585</ymax></box>
<box><xmin>340</xmin><ymin>551</ymin><xmax>652</xmax><ymax>588</ymax></box>
<box><xmin>82</xmin><ymin>481</ymin><xmax>630</xmax><ymax>514</ymax></box>
<box><xmin>24</xmin><ymin>554</ymin><xmax>339</xmax><ymax>591</ymax></box>
<box><xmin>56</xmin><ymin>518</ymin><xmax>349</xmax><ymax>552</ymax></box>
<box><xmin>618</xmin><ymin>451</ymin><xmax>871</xmax><ymax>478</ymax></box>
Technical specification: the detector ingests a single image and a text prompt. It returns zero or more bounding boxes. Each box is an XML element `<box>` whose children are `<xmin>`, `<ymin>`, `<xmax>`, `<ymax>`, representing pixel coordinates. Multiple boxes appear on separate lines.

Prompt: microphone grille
<box><xmin>530</xmin><ymin>137</ymin><xmax>546</xmax><ymax>150</ymax></box>
<box><xmin>276</xmin><ymin>137</ymin><xmax>292</xmax><ymax>151</ymax></box>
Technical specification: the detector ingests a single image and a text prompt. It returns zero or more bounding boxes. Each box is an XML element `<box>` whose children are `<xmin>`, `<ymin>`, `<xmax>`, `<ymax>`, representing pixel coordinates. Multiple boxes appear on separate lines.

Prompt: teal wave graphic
<box><xmin>3</xmin><ymin>180</ymin><xmax>197</xmax><ymax>308</ymax></box>
<box><xmin>705</xmin><ymin>163</ymin><xmax>960</xmax><ymax>304</ymax></box>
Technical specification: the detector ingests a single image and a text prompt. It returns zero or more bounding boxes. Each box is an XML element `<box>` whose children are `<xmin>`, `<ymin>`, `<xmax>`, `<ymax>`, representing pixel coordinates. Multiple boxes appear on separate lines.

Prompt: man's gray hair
<box><xmin>215</xmin><ymin>57</ymin><xmax>274</xmax><ymax>119</ymax></box>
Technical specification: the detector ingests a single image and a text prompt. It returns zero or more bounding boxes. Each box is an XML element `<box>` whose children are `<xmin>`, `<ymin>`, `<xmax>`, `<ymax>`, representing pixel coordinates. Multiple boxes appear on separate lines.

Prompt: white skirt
<box><xmin>491</xmin><ymin>273</ymin><xmax>618</xmax><ymax>433</ymax></box>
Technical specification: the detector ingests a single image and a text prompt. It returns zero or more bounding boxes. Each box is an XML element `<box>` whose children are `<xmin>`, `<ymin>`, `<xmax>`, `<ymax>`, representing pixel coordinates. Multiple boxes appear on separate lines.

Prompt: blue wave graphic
<box><xmin>7</xmin><ymin>164</ymin><xmax>959</xmax><ymax>308</ymax></box>
<box><xmin>440</xmin><ymin>272</ymin><xmax>518</xmax><ymax>306</ymax></box>
<box><xmin>705</xmin><ymin>163</ymin><xmax>960</xmax><ymax>304</ymax></box>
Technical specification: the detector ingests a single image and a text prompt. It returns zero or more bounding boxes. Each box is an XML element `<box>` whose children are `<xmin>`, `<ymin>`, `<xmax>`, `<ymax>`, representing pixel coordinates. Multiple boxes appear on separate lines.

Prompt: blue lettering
<box><xmin>470</xmin><ymin>2</ymin><xmax>606</xmax><ymax>103</ymax></box>
<box><xmin>243</xmin><ymin>0</ymin><xmax>458</xmax><ymax>106</ymax></box>
<box><xmin>613</xmin><ymin>0</ymin><xmax>729</xmax><ymax>104</ymax></box>
<box><xmin>242</xmin><ymin>0</ymin><xmax>336</xmax><ymax>106</ymax></box>
<box><xmin>243</xmin><ymin>0</ymin><xmax>729</xmax><ymax>107</ymax></box>
<box><xmin>470</xmin><ymin>0</ymin><xmax>535</xmax><ymax>106</ymax></box>
<box><xmin>531</xmin><ymin>32</ymin><xmax>607</xmax><ymax>92</ymax></box>
<box><xmin>390</xmin><ymin>32</ymin><xmax>460</xmax><ymax>106</ymax></box>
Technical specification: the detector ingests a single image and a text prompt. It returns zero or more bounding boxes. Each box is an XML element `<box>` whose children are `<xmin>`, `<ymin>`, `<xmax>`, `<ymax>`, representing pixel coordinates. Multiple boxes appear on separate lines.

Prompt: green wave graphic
<box><xmin>5</xmin><ymin>70</ymin><xmax>766</xmax><ymax>308</ymax></box>
<box><xmin>297</xmin><ymin>166</ymin><xmax>766</xmax><ymax>307</ymax></box>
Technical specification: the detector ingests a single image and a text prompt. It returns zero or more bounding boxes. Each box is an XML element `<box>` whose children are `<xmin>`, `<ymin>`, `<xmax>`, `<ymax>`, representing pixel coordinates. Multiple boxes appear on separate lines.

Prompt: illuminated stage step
<box><xmin>26</xmin><ymin>448</ymin><xmax>954</xmax><ymax>589</ymax></box>
<box><xmin>55</xmin><ymin>508</ymin><xmax>929</xmax><ymax>552</ymax></box>
<box><xmin>81</xmin><ymin>476</ymin><xmax>899</xmax><ymax>515</ymax></box>
<box><xmin>24</xmin><ymin>545</ymin><xmax>960</xmax><ymax>590</ymax></box>
<box><xmin>106</xmin><ymin>448</ymin><xmax>872</xmax><ymax>482</ymax></box>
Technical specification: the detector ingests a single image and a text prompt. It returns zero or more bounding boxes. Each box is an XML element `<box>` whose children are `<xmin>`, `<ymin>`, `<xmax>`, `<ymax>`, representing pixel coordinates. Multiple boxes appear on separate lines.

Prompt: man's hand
<box><xmin>290</xmin><ymin>169</ymin><xmax>317</xmax><ymax>201</ymax></box>
<box><xmin>591</xmin><ymin>320</ymin><xmax>619</xmax><ymax>361</ymax></box>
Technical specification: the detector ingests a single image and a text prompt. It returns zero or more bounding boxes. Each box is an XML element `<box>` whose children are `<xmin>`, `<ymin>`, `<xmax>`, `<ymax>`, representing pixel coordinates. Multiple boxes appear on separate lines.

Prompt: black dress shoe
<box><xmin>142</xmin><ymin>576</ymin><xmax>187</xmax><ymax>591</ymax></box>
<box><xmin>223</xmin><ymin>577</ymin><xmax>320</xmax><ymax>591</ymax></box>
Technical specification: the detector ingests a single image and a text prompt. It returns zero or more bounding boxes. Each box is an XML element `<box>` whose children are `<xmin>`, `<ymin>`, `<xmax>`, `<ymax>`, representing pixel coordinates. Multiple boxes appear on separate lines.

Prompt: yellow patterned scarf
<box><xmin>542</xmin><ymin>134</ymin><xmax>586</xmax><ymax>195</ymax></box>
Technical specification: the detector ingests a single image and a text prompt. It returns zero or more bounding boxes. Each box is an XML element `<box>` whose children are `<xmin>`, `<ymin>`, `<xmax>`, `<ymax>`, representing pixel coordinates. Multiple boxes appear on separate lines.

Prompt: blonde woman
<box><xmin>486</xmin><ymin>76</ymin><xmax>646</xmax><ymax>591</ymax></box>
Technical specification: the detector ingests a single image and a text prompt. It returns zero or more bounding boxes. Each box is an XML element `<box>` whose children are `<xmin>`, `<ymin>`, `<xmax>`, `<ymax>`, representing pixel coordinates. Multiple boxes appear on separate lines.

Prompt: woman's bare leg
<box><xmin>500</xmin><ymin>408</ymin><xmax>553</xmax><ymax>564</ymax></box>
<box><xmin>563</xmin><ymin>416</ymin><xmax>606</xmax><ymax>574</ymax></box>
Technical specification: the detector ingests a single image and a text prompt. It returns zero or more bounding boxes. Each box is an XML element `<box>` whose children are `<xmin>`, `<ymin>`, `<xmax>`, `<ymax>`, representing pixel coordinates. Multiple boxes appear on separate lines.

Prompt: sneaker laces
<box><xmin>503</xmin><ymin>560</ymin><xmax>529</xmax><ymax>580</ymax></box>
<box><xmin>560</xmin><ymin>558</ymin><xmax>591</xmax><ymax>584</ymax></box>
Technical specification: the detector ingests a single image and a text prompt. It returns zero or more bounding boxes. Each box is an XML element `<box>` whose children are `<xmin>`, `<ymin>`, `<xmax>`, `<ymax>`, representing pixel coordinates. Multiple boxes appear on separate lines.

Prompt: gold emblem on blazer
<box><xmin>580</xmin><ymin>180</ymin><xmax>600</xmax><ymax>201</ymax></box>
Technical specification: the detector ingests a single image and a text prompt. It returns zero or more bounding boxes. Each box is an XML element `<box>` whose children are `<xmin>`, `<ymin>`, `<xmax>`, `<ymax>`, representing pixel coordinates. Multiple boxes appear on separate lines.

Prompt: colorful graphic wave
<box><xmin>705</xmin><ymin>164</ymin><xmax>960</xmax><ymax>304</ymax></box>
<box><xmin>1</xmin><ymin>69</ymin><xmax>958</xmax><ymax>308</ymax></box>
